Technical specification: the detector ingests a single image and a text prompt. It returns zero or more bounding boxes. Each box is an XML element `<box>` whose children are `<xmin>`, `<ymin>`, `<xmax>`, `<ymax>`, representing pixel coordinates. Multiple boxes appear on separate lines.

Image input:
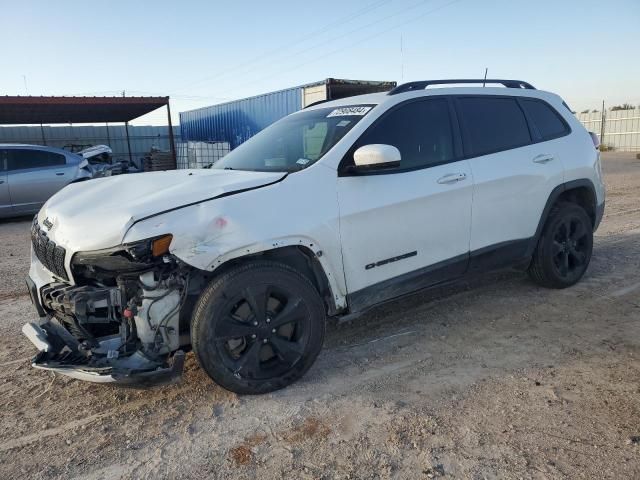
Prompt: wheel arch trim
<box><xmin>201</xmin><ymin>237</ymin><xmax>347</xmax><ymax>313</ymax></box>
<box><xmin>526</xmin><ymin>178</ymin><xmax>598</xmax><ymax>258</ymax></box>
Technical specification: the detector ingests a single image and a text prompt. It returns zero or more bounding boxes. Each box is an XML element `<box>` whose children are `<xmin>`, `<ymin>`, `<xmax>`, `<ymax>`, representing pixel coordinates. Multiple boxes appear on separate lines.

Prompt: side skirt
<box><xmin>346</xmin><ymin>253</ymin><xmax>468</xmax><ymax>315</ymax></box>
<box><xmin>342</xmin><ymin>238</ymin><xmax>533</xmax><ymax>319</ymax></box>
<box><xmin>467</xmin><ymin>238</ymin><xmax>532</xmax><ymax>274</ymax></box>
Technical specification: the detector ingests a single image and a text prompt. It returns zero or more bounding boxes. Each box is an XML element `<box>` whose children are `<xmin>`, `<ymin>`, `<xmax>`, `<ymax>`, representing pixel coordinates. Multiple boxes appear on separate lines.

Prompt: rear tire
<box><xmin>191</xmin><ymin>261</ymin><xmax>326</xmax><ymax>394</ymax></box>
<box><xmin>528</xmin><ymin>202</ymin><xmax>593</xmax><ymax>288</ymax></box>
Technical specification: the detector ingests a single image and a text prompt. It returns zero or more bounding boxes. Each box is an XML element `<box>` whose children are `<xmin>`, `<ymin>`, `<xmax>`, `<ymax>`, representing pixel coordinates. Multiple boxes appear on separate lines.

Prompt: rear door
<box><xmin>454</xmin><ymin>95</ymin><xmax>566</xmax><ymax>271</ymax></box>
<box><xmin>7</xmin><ymin>148</ymin><xmax>75</xmax><ymax>214</ymax></box>
<box><xmin>0</xmin><ymin>149</ymin><xmax>12</xmax><ymax>217</ymax></box>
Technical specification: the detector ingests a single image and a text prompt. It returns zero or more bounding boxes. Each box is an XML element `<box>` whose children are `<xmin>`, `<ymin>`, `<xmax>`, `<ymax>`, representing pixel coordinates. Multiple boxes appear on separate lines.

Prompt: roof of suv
<box><xmin>307</xmin><ymin>79</ymin><xmax>565</xmax><ymax>112</ymax></box>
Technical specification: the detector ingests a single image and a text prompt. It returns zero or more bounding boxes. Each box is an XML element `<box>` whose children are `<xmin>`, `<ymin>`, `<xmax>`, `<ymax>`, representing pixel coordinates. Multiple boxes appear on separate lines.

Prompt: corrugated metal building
<box><xmin>179</xmin><ymin>78</ymin><xmax>395</xmax><ymax>149</ymax></box>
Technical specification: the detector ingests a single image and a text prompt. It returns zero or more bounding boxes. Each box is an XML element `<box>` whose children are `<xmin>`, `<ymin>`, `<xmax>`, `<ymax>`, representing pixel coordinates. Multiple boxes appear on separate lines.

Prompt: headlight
<box><xmin>71</xmin><ymin>234</ymin><xmax>173</xmax><ymax>274</ymax></box>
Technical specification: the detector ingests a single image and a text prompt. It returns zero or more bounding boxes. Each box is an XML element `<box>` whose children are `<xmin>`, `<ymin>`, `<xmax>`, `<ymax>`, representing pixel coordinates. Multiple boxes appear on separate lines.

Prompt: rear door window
<box><xmin>521</xmin><ymin>99</ymin><xmax>569</xmax><ymax>140</ymax></box>
<box><xmin>457</xmin><ymin>97</ymin><xmax>531</xmax><ymax>157</ymax></box>
<box><xmin>7</xmin><ymin>149</ymin><xmax>67</xmax><ymax>170</ymax></box>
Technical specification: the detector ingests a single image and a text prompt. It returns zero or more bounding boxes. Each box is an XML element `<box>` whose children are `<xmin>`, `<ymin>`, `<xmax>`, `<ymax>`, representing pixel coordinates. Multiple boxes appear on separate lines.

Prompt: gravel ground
<box><xmin>0</xmin><ymin>217</ymin><xmax>31</xmax><ymax>301</ymax></box>
<box><xmin>0</xmin><ymin>152</ymin><xmax>638</xmax><ymax>479</ymax></box>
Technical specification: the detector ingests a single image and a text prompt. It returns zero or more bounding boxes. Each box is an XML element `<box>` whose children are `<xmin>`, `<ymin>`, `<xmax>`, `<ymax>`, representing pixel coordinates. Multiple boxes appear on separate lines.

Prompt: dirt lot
<box><xmin>0</xmin><ymin>152</ymin><xmax>638</xmax><ymax>479</ymax></box>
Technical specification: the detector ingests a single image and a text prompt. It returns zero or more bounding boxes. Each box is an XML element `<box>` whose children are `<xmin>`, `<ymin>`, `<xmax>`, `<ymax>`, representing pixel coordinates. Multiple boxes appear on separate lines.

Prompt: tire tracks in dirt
<box><xmin>0</xmin><ymin>381</ymin><xmax>194</xmax><ymax>453</ymax></box>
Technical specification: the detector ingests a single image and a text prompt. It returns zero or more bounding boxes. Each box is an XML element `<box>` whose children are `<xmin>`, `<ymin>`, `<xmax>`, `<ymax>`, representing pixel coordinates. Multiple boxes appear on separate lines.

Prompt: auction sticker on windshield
<box><xmin>327</xmin><ymin>106</ymin><xmax>372</xmax><ymax>117</ymax></box>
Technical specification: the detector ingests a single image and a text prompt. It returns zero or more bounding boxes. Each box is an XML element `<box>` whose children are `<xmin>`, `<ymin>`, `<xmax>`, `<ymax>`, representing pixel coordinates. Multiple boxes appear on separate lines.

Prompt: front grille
<box><xmin>31</xmin><ymin>218</ymin><xmax>69</xmax><ymax>280</ymax></box>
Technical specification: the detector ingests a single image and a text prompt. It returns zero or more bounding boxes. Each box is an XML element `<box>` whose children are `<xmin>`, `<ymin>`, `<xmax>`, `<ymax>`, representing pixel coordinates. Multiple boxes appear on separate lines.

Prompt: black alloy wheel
<box><xmin>191</xmin><ymin>261</ymin><xmax>325</xmax><ymax>394</ymax></box>
<box><xmin>216</xmin><ymin>285</ymin><xmax>310</xmax><ymax>380</ymax></box>
<box><xmin>551</xmin><ymin>214</ymin><xmax>590</xmax><ymax>281</ymax></box>
<box><xmin>528</xmin><ymin>202</ymin><xmax>593</xmax><ymax>289</ymax></box>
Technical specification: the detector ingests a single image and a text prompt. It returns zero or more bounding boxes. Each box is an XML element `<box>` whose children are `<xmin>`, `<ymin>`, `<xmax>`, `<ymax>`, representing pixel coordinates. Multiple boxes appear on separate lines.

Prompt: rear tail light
<box><xmin>588</xmin><ymin>131</ymin><xmax>600</xmax><ymax>150</ymax></box>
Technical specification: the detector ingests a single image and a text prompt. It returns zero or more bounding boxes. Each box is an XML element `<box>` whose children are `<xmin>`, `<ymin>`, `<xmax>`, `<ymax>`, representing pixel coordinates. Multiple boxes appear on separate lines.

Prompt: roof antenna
<box><xmin>482</xmin><ymin>68</ymin><xmax>488</xmax><ymax>87</ymax></box>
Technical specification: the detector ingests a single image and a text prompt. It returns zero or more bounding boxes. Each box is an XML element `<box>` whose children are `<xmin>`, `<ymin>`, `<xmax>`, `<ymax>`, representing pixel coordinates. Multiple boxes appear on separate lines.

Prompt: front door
<box><xmin>336</xmin><ymin>98</ymin><xmax>474</xmax><ymax>311</ymax></box>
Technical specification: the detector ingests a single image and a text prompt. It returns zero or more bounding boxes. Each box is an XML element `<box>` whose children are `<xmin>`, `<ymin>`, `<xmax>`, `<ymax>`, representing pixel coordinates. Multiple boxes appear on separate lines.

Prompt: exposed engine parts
<box><xmin>41</xmin><ymin>282</ymin><xmax>123</xmax><ymax>344</ymax></box>
<box><xmin>133</xmin><ymin>270</ymin><xmax>186</xmax><ymax>354</ymax></box>
<box><xmin>30</xmin><ymin>251</ymin><xmax>194</xmax><ymax>385</ymax></box>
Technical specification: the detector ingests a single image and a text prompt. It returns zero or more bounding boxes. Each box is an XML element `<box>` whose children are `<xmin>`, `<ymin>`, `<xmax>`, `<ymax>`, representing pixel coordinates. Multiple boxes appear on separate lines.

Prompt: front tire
<box><xmin>528</xmin><ymin>202</ymin><xmax>593</xmax><ymax>288</ymax></box>
<box><xmin>191</xmin><ymin>261</ymin><xmax>326</xmax><ymax>394</ymax></box>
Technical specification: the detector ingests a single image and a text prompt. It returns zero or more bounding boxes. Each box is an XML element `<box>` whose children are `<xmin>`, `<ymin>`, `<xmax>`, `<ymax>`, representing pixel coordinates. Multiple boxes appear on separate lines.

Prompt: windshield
<box><xmin>213</xmin><ymin>105</ymin><xmax>374</xmax><ymax>172</ymax></box>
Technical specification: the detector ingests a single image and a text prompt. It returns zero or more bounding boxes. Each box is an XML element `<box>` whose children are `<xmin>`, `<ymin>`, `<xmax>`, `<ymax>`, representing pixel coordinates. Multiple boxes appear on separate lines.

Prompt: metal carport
<box><xmin>0</xmin><ymin>95</ymin><xmax>176</xmax><ymax>165</ymax></box>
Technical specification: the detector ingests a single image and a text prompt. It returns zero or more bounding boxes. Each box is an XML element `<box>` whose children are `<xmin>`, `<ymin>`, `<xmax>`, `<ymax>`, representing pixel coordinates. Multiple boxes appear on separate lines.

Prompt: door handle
<box><xmin>532</xmin><ymin>154</ymin><xmax>554</xmax><ymax>164</ymax></box>
<box><xmin>437</xmin><ymin>173</ymin><xmax>467</xmax><ymax>184</ymax></box>
<box><xmin>55</xmin><ymin>172</ymin><xmax>65</xmax><ymax>176</ymax></box>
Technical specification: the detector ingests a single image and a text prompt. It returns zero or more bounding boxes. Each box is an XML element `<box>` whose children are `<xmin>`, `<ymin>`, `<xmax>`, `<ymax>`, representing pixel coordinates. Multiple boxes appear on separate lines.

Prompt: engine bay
<box><xmin>25</xmin><ymin>234</ymin><xmax>203</xmax><ymax>385</ymax></box>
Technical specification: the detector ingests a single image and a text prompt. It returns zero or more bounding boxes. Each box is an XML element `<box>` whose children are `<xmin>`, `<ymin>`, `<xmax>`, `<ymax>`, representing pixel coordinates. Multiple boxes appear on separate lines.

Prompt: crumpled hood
<box><xmin>38</xmin><ymin>169</ymin><xmax>286</xmax><ymax>251</ymax></box>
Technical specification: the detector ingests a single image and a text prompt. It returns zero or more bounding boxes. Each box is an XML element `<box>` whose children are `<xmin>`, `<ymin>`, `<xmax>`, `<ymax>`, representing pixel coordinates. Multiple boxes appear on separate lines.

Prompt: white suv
<box><xmin>24</xmin><ymin>79</ymin><xmax>605</xmax><ymax>394</ymax></box>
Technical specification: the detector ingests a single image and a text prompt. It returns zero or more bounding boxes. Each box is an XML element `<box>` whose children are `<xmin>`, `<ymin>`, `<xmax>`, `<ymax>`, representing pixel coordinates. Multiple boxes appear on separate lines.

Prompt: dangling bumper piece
<box><xmin>22</xmin><ymin>321</ymin><xmax>185</xmax><ymax>387</ymax></box>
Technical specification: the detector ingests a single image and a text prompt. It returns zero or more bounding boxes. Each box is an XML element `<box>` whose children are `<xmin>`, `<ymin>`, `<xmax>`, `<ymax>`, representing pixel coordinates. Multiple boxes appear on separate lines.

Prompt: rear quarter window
<box><xmin>457</xmin><ymin>97</ymin><xmax>531</xmax><ymax>157</ymax></box>
<box><xmin>521</xmin><ymin>99</ymin><xmax>570</xmax><ymax>140</ymax></box>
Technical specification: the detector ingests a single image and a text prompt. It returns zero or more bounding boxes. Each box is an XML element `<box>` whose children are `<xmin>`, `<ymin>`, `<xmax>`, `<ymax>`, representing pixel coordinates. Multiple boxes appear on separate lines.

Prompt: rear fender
<box><xmin>525</xmin><ymin>178</ymin><xmax>599</xmax><ymax>258</ymax></box>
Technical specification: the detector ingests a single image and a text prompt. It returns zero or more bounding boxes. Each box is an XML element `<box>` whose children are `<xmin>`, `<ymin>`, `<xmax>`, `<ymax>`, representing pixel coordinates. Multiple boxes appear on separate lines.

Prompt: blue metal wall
<box><xmin>179</xmin><ymin>87</ymin><xmax>303</xmax><ymax>149</ymax></box>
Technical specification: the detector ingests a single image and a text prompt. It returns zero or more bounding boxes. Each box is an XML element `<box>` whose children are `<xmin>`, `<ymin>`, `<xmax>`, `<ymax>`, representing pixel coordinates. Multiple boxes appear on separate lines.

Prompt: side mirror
<box><xmin>351</xmin><ymin>144</ymin><xmax>401</xmax><ymax>171</ymax></box>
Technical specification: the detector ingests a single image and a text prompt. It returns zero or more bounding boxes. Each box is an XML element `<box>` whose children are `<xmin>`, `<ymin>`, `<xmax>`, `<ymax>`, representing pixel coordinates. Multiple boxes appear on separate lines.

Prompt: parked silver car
<box><xmin>0</xmin><ymin>144</ymin><xmax>92</xmax><ymax>218</ymax></box>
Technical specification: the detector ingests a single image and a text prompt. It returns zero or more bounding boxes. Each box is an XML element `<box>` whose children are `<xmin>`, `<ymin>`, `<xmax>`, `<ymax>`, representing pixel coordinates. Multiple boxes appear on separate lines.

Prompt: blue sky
<box><xmin>2</xmin><ymin>0</ymin><xmax>638</xmax><ymax>124</ymax></box>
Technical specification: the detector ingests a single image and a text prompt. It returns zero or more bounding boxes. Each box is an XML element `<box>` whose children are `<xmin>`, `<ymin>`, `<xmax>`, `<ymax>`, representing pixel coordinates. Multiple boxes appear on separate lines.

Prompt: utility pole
<box><xmin>166</xmin><ymin>100</ymin><xmax>177</xmax><ymax>167</ymax></box>
<box><xmin>122</xmin><ymin>90</ymin><xmax>132</xmax><ymax>162</ymax></box>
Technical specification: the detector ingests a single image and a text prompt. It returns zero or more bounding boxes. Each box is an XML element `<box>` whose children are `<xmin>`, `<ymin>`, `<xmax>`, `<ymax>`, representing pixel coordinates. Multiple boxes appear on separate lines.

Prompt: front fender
<box><xmin>123</xmin><ymin>166</ymin><xmax>346</xmax><ymax>309</ymax></box>
<box><xmin>190</xmin><ymin>235</ymin><xmax>347</xmax><ymax>310</ymax></box>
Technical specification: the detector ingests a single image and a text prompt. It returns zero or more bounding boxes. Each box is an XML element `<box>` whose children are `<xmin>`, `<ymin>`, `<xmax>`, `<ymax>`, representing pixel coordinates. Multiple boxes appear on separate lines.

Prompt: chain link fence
<box><xmin>176</xmin><ymin>142</ymin><xmax>230</xmax><ymax>169</ymax></box>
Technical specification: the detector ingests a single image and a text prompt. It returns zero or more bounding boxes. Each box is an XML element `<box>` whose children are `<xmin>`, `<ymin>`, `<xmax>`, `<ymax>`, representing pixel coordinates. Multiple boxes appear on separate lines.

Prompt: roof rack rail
<box><xmin>388</xmin><ymin>79</ymin><xmax>535</xmax><ymax>95</ymax></box>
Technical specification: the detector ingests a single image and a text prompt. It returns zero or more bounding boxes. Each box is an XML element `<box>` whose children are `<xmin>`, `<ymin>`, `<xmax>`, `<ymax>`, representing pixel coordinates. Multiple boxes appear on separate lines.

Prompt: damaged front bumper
<box><xmin>22</xmin><ymin>321</ymin><xmax>185</xmax><ymax>387</ymax></box>
<box><xmin>24</xmin><ymin>251</ymin><xmax>189</xmax><ymax>388</ymax></box>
